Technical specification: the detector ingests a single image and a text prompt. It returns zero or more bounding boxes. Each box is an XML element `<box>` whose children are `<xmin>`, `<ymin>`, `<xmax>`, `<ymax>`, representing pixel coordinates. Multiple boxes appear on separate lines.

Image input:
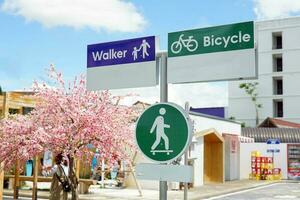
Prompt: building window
<box><xmin>273</xmin><ymin>54</ymin><xmax>283</xmax><ymax>72</ymax></box>
<box><xmin>273</xmin><ymin>77</ymin><xmax>283</xmax><ymax>95</ymax></box>
<box><xmin>8</xmin><ymin>108</ymin><xmax>20</xmax><ymax>115</ymax></box>
<box><xmin>273</xmin><ymin>100</ymin><xmax>283</xmax><ymax>118</ymax></box>
<box><xmin>272</xmin><ymin>32</ymin><xmax>282</xmax><ymax>49</ymax></box>
<box><xmin>23</xmin><ymin>107</ymin><xmax>34</xmax><ymax>115</ymax></box>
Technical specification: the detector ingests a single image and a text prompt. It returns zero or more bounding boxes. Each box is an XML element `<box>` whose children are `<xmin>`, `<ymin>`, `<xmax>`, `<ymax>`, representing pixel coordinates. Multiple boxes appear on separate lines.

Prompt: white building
<box><xmin>228</xmin><ymin>16</ymin><xmax>300</xmax><ymax>127</ymax></box>
<box><xmin>189</xmin><ymin>112</ymin><xmax>241</xmax><ymax>187</ymax></box>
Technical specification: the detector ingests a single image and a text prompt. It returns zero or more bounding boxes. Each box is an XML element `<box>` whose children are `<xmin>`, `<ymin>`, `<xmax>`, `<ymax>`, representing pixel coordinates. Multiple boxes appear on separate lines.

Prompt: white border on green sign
<box><xmin>135</xmin><ymin>102</ymin><xmax>192</xmax><ymax>164</ymax></box>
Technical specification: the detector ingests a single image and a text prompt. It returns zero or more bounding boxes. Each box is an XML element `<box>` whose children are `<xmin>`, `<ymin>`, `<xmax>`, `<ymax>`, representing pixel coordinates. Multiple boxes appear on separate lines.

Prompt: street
<box><xmin>2</xmin><ymin>182</ymin><xmax>300</xmax><ymax>200</ymax></box>
<box><xmin>207</xmin><ymin>182</ymin><xmax>300</xmax><ymax>200</ymax></box>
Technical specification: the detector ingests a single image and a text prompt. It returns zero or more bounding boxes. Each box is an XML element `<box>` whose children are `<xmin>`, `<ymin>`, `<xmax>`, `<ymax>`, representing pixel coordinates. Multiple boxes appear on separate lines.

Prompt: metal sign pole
<box><xmin>184</xmin><ymin>102</ymin><xmax>190</xmax><ymax>200</ymax></box>
<box><xmin>159</xmin><ymin>52</ymin><xmax>168</xmax><ymax>102</ymax></box>
<box><xmin>159</xmin><ymin>51</ymin><xmax>168</xmax><ymax>200</ymax></box>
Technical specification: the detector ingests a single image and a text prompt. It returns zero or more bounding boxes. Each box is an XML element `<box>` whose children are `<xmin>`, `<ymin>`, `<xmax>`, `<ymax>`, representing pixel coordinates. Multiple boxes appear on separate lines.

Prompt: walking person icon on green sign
<box><xmin>150</xmin><ymin>108</ymin><xmax>173</xmax><ymax>155</ymax></box>
<box><xmin>135</xmin><ymin>103</ymin><xmax>192</xmax><ymax>163</ymax></box>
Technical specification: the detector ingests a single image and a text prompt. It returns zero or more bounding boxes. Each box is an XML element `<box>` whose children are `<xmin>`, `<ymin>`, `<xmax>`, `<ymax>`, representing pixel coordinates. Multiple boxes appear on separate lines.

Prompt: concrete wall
<box><xmin>228</xmin><ymin>17</ymin><xmax>300</xmax><ymax>126</ymax></box>
<box><xmin>224</xmin><ymin>135</ymin><xmax>239</xmax><ymax>181</ymax></box>
<box><xmin>190</xmin><ymin>114</ymin><xmax>241</xmax><ymax>187</ymax></box>
<box><xmin>239</xmin><ymin>143</ymin><xmax>287</xmax><ymax>179</ymax></box>
<box><xmin>190</xmin><ymin>114</ymin><xmax>241</xmax><ymax>135</ymax></box>
<box><xmin>192</xmin><ymin>137</ymin><xmax>204</xmax><ymax>187</ymax></box>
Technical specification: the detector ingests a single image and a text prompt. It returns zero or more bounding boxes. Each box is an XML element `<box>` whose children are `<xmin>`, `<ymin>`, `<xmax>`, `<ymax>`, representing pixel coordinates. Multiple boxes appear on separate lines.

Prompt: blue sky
<box><xmin>1</xmin><ymin>0</ymin><xmax>300</xmax><ymax>107</ymax></box>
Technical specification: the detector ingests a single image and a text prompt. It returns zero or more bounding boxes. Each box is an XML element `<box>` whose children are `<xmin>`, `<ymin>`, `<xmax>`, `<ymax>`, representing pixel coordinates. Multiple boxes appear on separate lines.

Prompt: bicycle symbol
<box><xmin>171</xmin><ymin>34</ymin><xmax>198</xmax><ymax>54</ymax></box>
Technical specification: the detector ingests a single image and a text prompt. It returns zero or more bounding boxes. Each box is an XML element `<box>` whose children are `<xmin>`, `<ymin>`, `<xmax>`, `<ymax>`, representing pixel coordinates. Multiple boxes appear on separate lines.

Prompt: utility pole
<box><xmin>159</xmin><ymin>51</ymin><xmax>168</xmax><ymax>200</ymax></box>
<box><xmin>184</xmin><ymin>102</ymin><xmax>190</xmax><ymax>200</ymax></box>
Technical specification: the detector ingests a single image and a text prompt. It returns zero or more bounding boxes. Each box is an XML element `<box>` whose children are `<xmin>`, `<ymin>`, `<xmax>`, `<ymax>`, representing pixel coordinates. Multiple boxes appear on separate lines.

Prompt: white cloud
<box><xmin>254</xmin><ymin>0</ymin><xmax>300</xmax><ymax>20</ymax></box>
<box><xmin>1</xmin><ymin>0</ymin><xmax>146</xmax><ymax>32</ymax></box>
<box><xmin>110</xmin><ymin>86</ymin><xmax>159</xmax><ymax>106</ymax></box>
<box><xmin>169</xmin><ymin>82</ymin><xmax>228</xmax><ymax>108</ymax></box>
<box><xmin>111</xmin><ymin>82</ymin><xmax>228</xmax><ymax>108</ymax></box>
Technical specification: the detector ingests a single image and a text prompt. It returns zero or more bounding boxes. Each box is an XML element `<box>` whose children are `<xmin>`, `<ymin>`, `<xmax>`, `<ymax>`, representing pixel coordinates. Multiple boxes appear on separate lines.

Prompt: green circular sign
<box><xmin>135</xmin><ymin>102</ymin><xmax>191</xmax><ymax>163</ymax></box>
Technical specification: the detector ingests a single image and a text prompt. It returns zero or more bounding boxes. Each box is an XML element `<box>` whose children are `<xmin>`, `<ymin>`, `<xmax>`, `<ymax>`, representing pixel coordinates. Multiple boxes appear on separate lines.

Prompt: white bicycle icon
<box><xmin>171</xmin><ymin>34</ymin><xmax>198</xmax><ymax>54</ymax></box>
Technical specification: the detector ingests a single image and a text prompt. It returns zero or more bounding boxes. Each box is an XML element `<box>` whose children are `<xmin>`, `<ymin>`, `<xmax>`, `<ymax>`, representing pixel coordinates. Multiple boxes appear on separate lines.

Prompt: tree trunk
<box><xmin>255</xmin><ymin>108</ymin><xmax>259</xmax><ymax>127</ymax></box>
<box><xmin>13</xmin><ymin>159</ymin><xmax>20</xmax><ymax>199</ymax></box>
<box><xmin>32</xmin><ymin>156</ymin><xmax>38</xmax><ymax>200</ymax></box>
<box><xmin>69</xmin><ymin>157</ymin><xmax>79</xmax><ymax>200</ymax></box>
<box><xmin>0</xmin><ymin>162</ymin><xmax>4</xmax><ymax>200</ymax></box>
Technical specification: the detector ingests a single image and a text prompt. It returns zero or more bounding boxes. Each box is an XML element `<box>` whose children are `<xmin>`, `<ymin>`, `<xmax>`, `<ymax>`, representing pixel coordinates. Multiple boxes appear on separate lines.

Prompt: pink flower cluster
<box><xmin>0</xmin><ymin>65</ymin><xmax>137</xmax><ymax>169</ymax></box>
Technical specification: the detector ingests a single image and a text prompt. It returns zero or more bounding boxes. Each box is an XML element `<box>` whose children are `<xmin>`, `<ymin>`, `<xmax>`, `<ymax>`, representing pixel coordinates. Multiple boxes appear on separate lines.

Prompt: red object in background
<box><xmin>257</xmin><ymin>168</ymin><xmax>261</xmax><ymax>174</ymax></box>
<box><xmin>262</xmin><ymin>169</ymin><xmax>268</xmax><ymax>175</ymax></box>
<box><xmin>287</xmin><ymin>144</ymin><xmax>300</xmax><ymax>179</ymax></box>
<box><xmin>252</xmin><ymin>167</ymin><xmax>261</xmax><ymax>174</ymax></box>
<box><xmin>231</xmin><ymin>139</ymin><xmax>237</xmax><ymax>153</ymax></box>
<box><xmin>267</xmin><ymin>157</ymin><xmax>273</xmax><ymax>163</ymax></box>
<box><xmin>273</xmin><ymin>168</ymin><xmax>281</xmax><ymax>175</ymax></box>
<box><xmin>250</xmin><ymin>153</ymin><xmax>280</xmax><ymax>179</ymax></box>
<box><xmin>223</xmin><ymin>133</ymin><xmax>239</xmax><ymax>153</ymax></box>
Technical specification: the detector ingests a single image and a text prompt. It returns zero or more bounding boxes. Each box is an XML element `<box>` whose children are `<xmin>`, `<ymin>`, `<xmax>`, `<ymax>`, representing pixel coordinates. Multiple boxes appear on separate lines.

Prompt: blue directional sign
<box><xmin>87</xmin><ymin>36</ymin><xmax>156</xmax><ymax>68</ymax></box>
<box><xmin>267</xmin><ymin>139</ymin><xmax>280</xmax><ymax>154</ymax></box>
<box><xmin>87</xmin><ymin>36</ymin><xmax>158</xmax><ymax>90</ymax></box>
<box><xmin>267</xmin><ymin>149</ymin><xmax>280</xmax><ymax>153</ymax></box>
<box><xmin>266</xmin><ymin>139</ymin><xmax>280</xmax><ymax>145</ymax></box>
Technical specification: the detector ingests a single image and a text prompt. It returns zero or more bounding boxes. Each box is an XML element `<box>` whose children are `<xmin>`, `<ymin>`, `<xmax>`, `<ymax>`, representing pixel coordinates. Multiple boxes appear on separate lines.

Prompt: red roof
<box><xmin>271</xmin><ymin>118</ymin><xmax>300</xmax><ymax>128</ymax></box>
<box><xmin>259</xmin><ymin>117</ymin><xmax>300</xmax><ymax>128</ymax></box>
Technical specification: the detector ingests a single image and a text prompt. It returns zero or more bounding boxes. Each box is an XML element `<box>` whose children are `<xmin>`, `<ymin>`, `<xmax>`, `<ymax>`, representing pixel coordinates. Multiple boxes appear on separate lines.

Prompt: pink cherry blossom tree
<box><xmin>0</xmin><ymin>114</ymin><xmax>48</xmax><ymax>169</ymax></box>
<box><xmin>1</xmin><ymin>65</ymin><xmax>136</xmax><ymax>199</ymax></box>
<box><xmin>0</xmin><ymin>114</ymin><xmax>49</xmax><ymax>199</ymax></box>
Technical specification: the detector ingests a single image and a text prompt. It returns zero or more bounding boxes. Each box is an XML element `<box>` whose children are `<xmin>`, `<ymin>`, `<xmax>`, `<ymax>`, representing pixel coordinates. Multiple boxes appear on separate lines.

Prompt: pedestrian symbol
<box><xmin>132</xmin><ymin>47</ymin><xmax>139</xmax><ymax>60</ymax></box>
<box><xmin>132</xmin><ymin>39</ymin><xmax>151</xmax><ymax>61</ymax></box>
<box><xmin>150</xmin><ymin>108</ymin><xmax>173</xmax><ymax>155</ymax></box>
<box><xmin>135</xmin><ymin>103</ymin><xmax>191</xmax><ymax>163</ymax></box>
<box><xmin>140</xmin><ymin>39</ymin><xmax>150</xmax><ymax>58</ymax></box>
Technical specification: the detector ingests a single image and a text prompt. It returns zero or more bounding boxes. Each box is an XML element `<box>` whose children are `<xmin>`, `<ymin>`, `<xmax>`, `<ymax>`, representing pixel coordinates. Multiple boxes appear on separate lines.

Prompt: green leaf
<box><xmin>239</xmin><ymin>83</ymin><xmax>246</xmax><ymax>88</ymax></box>
<box><xmin>241</xmin><ymin>122</ymin><xmax>246</xmax><ymax>128</ymax></box>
